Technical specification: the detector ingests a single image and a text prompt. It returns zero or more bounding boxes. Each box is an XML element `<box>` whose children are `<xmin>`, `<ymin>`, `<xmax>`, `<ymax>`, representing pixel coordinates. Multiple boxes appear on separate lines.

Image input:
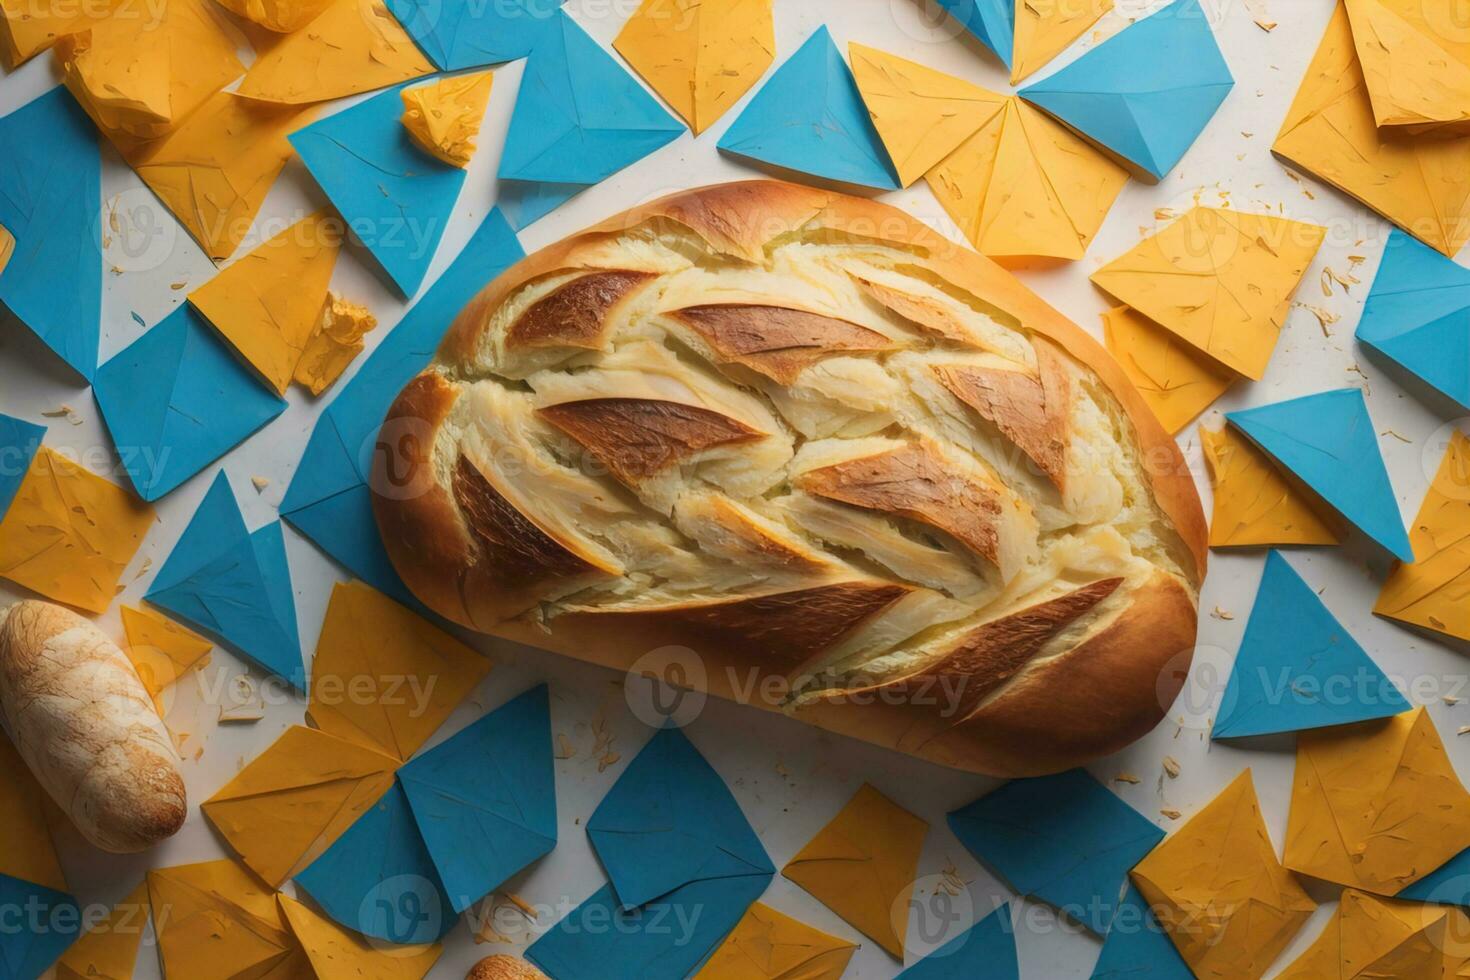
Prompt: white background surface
<box><xmin>2</xmin><ymin>0</ymin><xmax>1467</xmax><ymax>976</ymax></box>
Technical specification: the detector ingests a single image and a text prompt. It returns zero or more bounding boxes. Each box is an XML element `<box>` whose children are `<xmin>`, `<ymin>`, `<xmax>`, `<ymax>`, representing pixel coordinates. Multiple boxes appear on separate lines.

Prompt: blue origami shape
<box><xmin>1357</xmin><ymin>229</ymin><xmax>1470</xmax><ymax>411</ymax></box>
<box><xmin>499</xmin><ymin>12</ymin><xmax>683</xmax><ymax>186</ymax></box>
<box><xmin>281</xmin><ymin>209</ymin><xmax>523</xmax><ymax>603</ymax></box>
<box><xmin>1401</xmin><ymin>847</ymin><xmax>1470</xmax><ymax>906</ymax></box>
<box><xmin>718</xmin><ymin>26</ymin><xmax>900</xmax><ymax>191</ymax></box>
<box><xmin>0</xmin><ymin>87</ymin><xmax>102</xmax><ymax>381</ymax></box>
<box><xmin>145</xmin><ymin>472</ymin><xmax>304</xmax><ymax>692</ymax></box>
<box><xmin>1227</xmin><ymin>389</ymin><xmax>1413</xmax><ymax>561</ymax></box>
<box><xmin>290</xmin><ymin>83</ymin><xmax>468</xmax><ymax>296</ymax></box>
<box><xmin>295</xmin><ymin>782</ymin><xmax>455</xmax><ymax>944</ymax></box>
<box><xmin>948</xmin><ymin>769</ymin><xmax>1164</xmax><ymax>934</ymax></box>
<box><xmin>896</xmin><ymin>905</ymin><xmax>1018</xmax><ymax>980</ymax></box>
<box><xmin>526</xmin><ymin>727</ymin><xmax>775</xmax><ymax>980</ymax></box>
<box><xmin>0</xmin><ymin>414</ymin><xmax>44</xmax><ymax>520</ymax></box>
<box><xmin>400</xmin><ymin>685</ymin><xmax>557</xmax><ymax>913</ymax></box>
<box><xmin>935</xmin><ymin>0</ymin><xmax>1014</xmax><ymax>68</ymax></box>
<box><xmin>498</xmin><ymin>179</ymin><xmax>584</xmax><ymax>232</ymax></box>
<box><xmin>388</xmin><ymin>0</ymin><xmax>562</xmax><ymax>70</ymax></box>
<box><xmin>0</xmin><ymin>872</ymin><xmax>80</xmax><ymax>980</ymax></box>
<box><xmin>93</xmin><ymin>306</ymin><xmax>286</xmax><ymax>502</ymax></box>
<box><xmin>1089</xmin><ymin>884</ymin><xmax>1192</xmax><ymax>980</ymax></box>
<box><xmin>1019</xmin><ymin>0</ymin><xmax>1233</xmax><ymax>181</ymax></box>
<box><xmin>1214</xmin><ymin>552</ymin><xmax>1408</xmax><ymax>740</ymax></box>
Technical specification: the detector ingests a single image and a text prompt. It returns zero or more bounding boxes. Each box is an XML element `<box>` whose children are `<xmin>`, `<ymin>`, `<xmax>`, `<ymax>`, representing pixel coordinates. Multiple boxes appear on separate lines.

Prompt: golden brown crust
<box><xmin>467</xmin><ymin>956</ymin><xmax>548</xmax><ymax>980</ymax></box>
<box><xmin>852</xmin><ymin>275</ymin><xmax>978</xmax><ymax>344</ymax></box>
<box><xmin>505</xmin><ymin>270</ymin><xmax>655</xmax><ymax>351</ymax></box>
<box><xmin>538</xmin><ymin>398</ymin><xmax>763</xmax><ymax>484</ymax></box>
<box><xmin>669</xmin><ymin>304</ymin><xmax>894</xmax><ymax>384</ymax></box>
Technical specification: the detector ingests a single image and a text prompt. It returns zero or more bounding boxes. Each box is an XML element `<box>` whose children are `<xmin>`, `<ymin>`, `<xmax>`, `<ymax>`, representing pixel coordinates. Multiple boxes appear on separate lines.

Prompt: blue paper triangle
<box><xmin>1020</xmin><ymin>0</ymin><xmax>1232</xmax><ymax>180</ymax></box>
<box><xmin>1357</xmin><ymin>230</ymin><xmax>1470</xmax><ymax>411</ymax></box>
<box><xmin>290</xmin><ymin>83</ymin><xmax>468</xmax><ymax>296</ymax></box>
<box><xmin>0</xmin><ymin>872</ymin><xmax>80</xmax><ymax>980</ymax></box>
<box><xmin>718</xmin><ymin>26</ymin><xmax>901</xmax><ymax>191</ymax></box>
<box><xmin>0</xmin><ymin>414</ymin><xmax>44</xmax><ymax>521</ymax></box>
<box><xmin>1400</xmin><ymin>846</ymin><xmax>1470</xmax><ymax>906</ymax></box>
<box><xmin>499</xmin><ymin>12</ymin><xmax>683</xmax><ymax>185</ymax></box>
<box><xmin>948</xmin><ymin>769</ymin><xmax>1163</xmax><ymax>935</ymax></box>
<box><xmin>935</xmin><ymin>0</ymin><xmax>1014</xmax><ymax>68</ymax></box>
<box><xmin>896</xmin><ymin>905</ymin><xmax>1019</xmax><ymax>980</ymax></box>
<box><xmin>1214</xmin><ymin>552</ymin><xmax>1408</xmax><ymax>739</ymax></box>
<box><xmin>388</xmin><ymin>0</ymin><xmax>562</xmax><ymax>70</ymax></box>
<box><xmin>1227</xmin><ymin>389</ymin><xmax>1413</xmax><ymax>561</ymax></box>
<box><xmin>94</xmin><ymin>306</ymin><xmax>286</xmax><ymax>502</ymax></box>
<box><xmin>145</xmin><ymin>472</ymin><xmax>304</xmax><ymax>692</ymax></box>
<box><xmin>400</xmin><ymin>686</ymin><xmax>558</xmax><ymax>913</ymax></box>
<box><xmin>498</xmin><ymin>179</ymin><xmax>585</xmax><ymax>231</ymax></box>
<box><xmin>1088</xmin><ymin>884</ymin><xmax>1192</xmax><ymax>980</ymax></box>
<box><xmin>0</xmin><ymin>87</ymin><xmax>102</xmax><ymax>381</ymax></box>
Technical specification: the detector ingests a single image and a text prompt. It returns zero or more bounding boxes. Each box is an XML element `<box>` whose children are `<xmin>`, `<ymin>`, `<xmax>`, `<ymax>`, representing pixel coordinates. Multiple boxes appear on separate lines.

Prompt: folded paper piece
<box><xmin>1019</xmin><ymin>0</ymin><xmax>1232</xmax><ymax>181</ymax></box>
<box><xmin>0</xmin><ymin>414</ymin><xmax>44</xmax><ymax>520</ymax></box>
<box><xmin>1131</xmin><ymin>770</ymin><xmax>1316</xmax><ymax>980</ymax></box>
<box><xmin>934</xmin><ymin>0</ymin><xmax>1013</xmax><ymax>69</ymax></box>
<box><xmin>400</xmin><ymin>72</ymin><xmax>493</xmax><ymax>167</ymax></box>
<box><xmin>120</xmin><ymin>604</ymin><xmax>213</xmax><ymax>710</ymax></box>
<box><xmin>399</xmin><ymin>685</ymin><xmax>556</xmax><ymax>913</ymax></box>
<box><xmin>1356</xmin><ymin>230</ymin><xmax>1470</xmax><ymax>411</ymax></box>
<box><xmin>291</xmin><ymin>85</ymin><xmax>467</xmax><ymax>296</ymax></box>
<box><xmin>1376</xmin><ymin>432</ymin><xmax>1470</xmax><ymax>644</ymax></box>
<box><xmin>1200</xmin><ymin>422</ymin><xmax>1343</xmax><ymax>548</ymax></box>
<box><xmin>949</xmin><ymin>769</ymin><xmax>1163</xmax><ymax>934</ymax></box>
<box><xmin>146</xmin><ymin>471</ymin><xmax>304</xmax><ymax>692</ymax></box>
<box><xmin>615</xmin><ymin>0</ymin><xmax>775</xmax><ymax>136</ymax></box>
<box><xmin>1012</xmin><ymin>0</ymin><xmax>1110</xmax><ymax>83</ymax></box>
<box><xmin>1276</xmin><ymin>889</ymin><xmax>1467</xmax><ymax>979</ymax></box>
<box><xmin>1274</xmin><ymin>2</ymin><xmax>1470</xmax><ymax>258</ymax></box>
<box><xmin>1088</xmin><ymin>883</ymin><xmax>1193</xmax><ymax>980</ymax></box>
<box><xmin>1102</xmin><ymin>306</ymin><xmax>1234</xmax><ymax>434</ymax></box>
<box><xmin>530</xmin><ymin>726</ymin><xmax>773</xmax><ymax>980</ymax></box>
<box><xmin>147</xmin><ymin>858</ymin><xmax>310</xmax><ymax>979</ymax></box>
<box><xmin>213</xmin><ymin>0</ymin><xmax>333</xmax><ymax>31</ymax></box>
<box><xmin>1091</xmin><ymin>207</ymin><xmax>1324</xmax><ymax>380</ymax></box>
<box><xmin>926</xmin><ymin>95</ymin><xmax>1128</xmax><ymax>261</ymax></box>
<box><xmin>0</xmin><ymin>447</ymin><xmax>153</xmax><ymax>614</ymax></box>
<box><xmin>281</xmin><ymin>209</ymin><xmax>523</xmax><ymax>600</ymax></box>
<box><xmin>0</xmin><ymin>0</ymin><xmax>116</xmax><ymax>68</ymax></box>
<box><xmin>894</xmin><ymin>906</ymin><xmax>1018</xmax><ymax>979</ymax></box>
<box><xmin>1286</xmin><ymin>707</ymin><xmax>1470</xmax><ymax>894</ymax></box>
<box><xmin>719</xmin><ymin>27</ymin><xmax>900</xmax><ymax>191</ymax></box>
<box><xmin>1228</xmin><ymin>389</ymin><xmax>1412</xmax><ymax>560</ymax></box>
<box><xmin>0</xmin><ymin>733</ymin><xmax>67</xmax><ymax>896</ymax></box>
<box><xmin>309</xmin><ymin>580</ymin><xmax>490</xmax><ymax>761</ymax></box>
<box><xmin>495</xmin><ymin>180</ymin><xmax>584</xmax><ymax>232</ymax></box>
<box><xmin>294</xmin><ymin>294</ymin><xmax>378</xmax><ymax>396</ymax></box>
<box><xmin>849</xmin><ymin>43</ymin><xmax>1001</xmax><ymax>188</ymax></box>
<box><xmin>54</xmin><ymin>882</ymin><xmax>149</xmax><ymax>980</ymax></box>
<box><xmin>500</xmin><ymin>13</ymin><xmax>684</xmax><ymax>186</ymax></box>
<box><xmin>202</xmin><ymin>726</ymin><xmax>400</xmax><ymax>887</ymax></box>
<box><xmin>0</xmin><ymin>872</ymin><xmax>80</xmax><ymax>979</ymax></box>
<box><xmin>1344</xmin><ymin>0</ymin><xmax>1470</xmax><ymax>133</ymax></box>
<box><xmin>237</xmin><ymin>0</ymin><xmax>433</xmax><ymax>105</ymax></box>
<box><xmin>0</xmin><ymin>87</ymin><xmax>102</xmax><ymax>381</ymax></box>
<box><xmin>386</xmin><ymin>0</ymin><xmax>561</xmax><ymax>70</ymax></box>
<box><xmin>1215</xmin><ymin>551</ymin><xmax>1408</xmax><ymax>739</ymax></box>
<box><xmin>784</xmin><ymin>783</ymin><xmax>927</xmax><ymax>958</ymax></box>
<box><xmin>278</xmin><ymin>893</ymin><xmax>443</xmax><ymax>980</ymax></box>
<box><xmin>1401</xmin><ymin>841</ymin><xmax>1470</xmax><ymax>905</ymax></box>
<box><xmin>0</xmin><ymin>734</ymin><xmax>79</xmax><ymax>976</ymax></box>
<box><xmin>691</xmin><ymin>902</ymin><xmax>857</xmax><ymax>980</ymax></box>
<box><xmin>94</xmin><ymin>305</ymin><xmax>287</xmax><ymax>500</ymax></box>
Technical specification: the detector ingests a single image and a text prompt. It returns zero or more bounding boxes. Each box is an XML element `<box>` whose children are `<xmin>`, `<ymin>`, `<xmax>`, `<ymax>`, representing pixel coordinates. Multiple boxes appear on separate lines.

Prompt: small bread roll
<box><xmin>0</xmin><ymin>600</ymin><xmax>186</xmax><ymax>853</ymax></box>
<box><xmin>467</xmin><ymin>956</ymin><xmax>547</xmax><ymax>980</ymax></box>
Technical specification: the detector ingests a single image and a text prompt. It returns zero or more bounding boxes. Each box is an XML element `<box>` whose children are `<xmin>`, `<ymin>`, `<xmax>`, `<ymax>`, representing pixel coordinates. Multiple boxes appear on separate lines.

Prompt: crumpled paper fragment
<box><xmin>400</xmin><ymin>71</ymin><xmax>494</xmax><ymax>168</ymax></box>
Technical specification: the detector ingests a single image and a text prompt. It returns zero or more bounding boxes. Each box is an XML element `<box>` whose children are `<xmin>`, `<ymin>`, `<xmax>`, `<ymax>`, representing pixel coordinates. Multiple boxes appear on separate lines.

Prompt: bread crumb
<box><xmin>1446</xmin><ymin>696</ymin><xmax>1461</xmax><ymax>706</ymax></box>
<box><xmin>251</xmin><ymin>476</ymin><xmax>270</xmax><ymax>492</ymax></box>
<box><xmin>42</xmin><ymin>405</ymin><xmax>83</xmax><ymax>425</ymax></box>
<box><xmin>1161</xmin><ymin>807</ymin><xmax>1183</xmax><ymax>820</ymax></box>
<box><xmin>1162</xmin><ymin>756</ymin><xmax>1181</xmax><ymax>779</ymax></box>
<box><xmin>554</xmin><ymin>733</ymin><xmax>575</xmax><ymax>760</ymax></box>
<box><xmin>1114</xmin><ymin>772</ymin><xmax>1141</xmax><ymax>785</ymax></box>
<box><xmin>1211</xmin><ymin>606</ymin><xmax>1234</xmax><ymax>621</ymax></box>
<box><xmin>597</xmin><ymin>751</ymin><xmax>621</xmax><ymax>772</ymax></box>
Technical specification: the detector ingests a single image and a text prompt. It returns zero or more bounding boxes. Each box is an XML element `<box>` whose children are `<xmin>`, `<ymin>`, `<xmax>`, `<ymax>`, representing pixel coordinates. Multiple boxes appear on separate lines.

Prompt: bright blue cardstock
<box><xmin>0</xmin><ymin>872</ymin><xmax>80</xmax><ymax>980</ymax></box>
<box><xmin>1357</xmin><ymin>229</ymin><xmax>1470</xmax><ymax>411</ymax></box>
<box><xmin>145</xmin><ymin>472</ymin><xmax>305</xmax><ymax>692</ymax></box>
<box><xmin>499</xmin><ymin>12</ymin><xmax>683</xmax><ymax>185</ymax></box>
<box><xmin>281</xmin><ymin>209</ymin><xmax>523</xmax><ymax>603</ymax></box>
<box><xmin>295</xmin><ymin>782</ymin><xmax>455</xmax><ymax>944</ymax></box>
<box><xmin>0</xmin><ymin>414</ymin><xmax>44</xmax><ymax>521</ymax></box>
<box><xmin>948</xmin><ymin>769</ymin><xmax>1164</xmax><ymax>934</ymax></box>
<box><xmin>290</xmin><ymin>83</ymin><xmax>468</xmax><ymax>296</ymax></box>
<box><xmin>1227</xmin><ymin>389</ymin><xmax>1413</xmax><ymax>561</ymax></box>
<box><xmin>1019</xmin><ymin>0</ymin><xmax>1232</xmax><ymax>181</ymax></box>
<box><xmin>896</xmin><ymin>905</ymin><xmax>1018</xmax><ymax>980</ymax></box>
<box><xmin>935</xmin><ymin>0</ymin><xmax>1013</xmax><ymax>68</ymax></box>
<box><xmin>719</xmin><ymin>26</ymin><xmax>901</xmax><ymax>191</ymax></box>
<box><xmin>400</xmin><ymin>686</ymin><xmax>557</xmax><ymax>913</ymax></box>
<box><xmin>0</xmin><ymin>87</ymin><xmax>102</xmax><ymax>382</ymax></box>
<box><xmin>1214</xmin><ymin>551</ymin><xmax>1408</xmax><ymax>739</ymax></box>
<box><xmin>1089</xmin><ymin>884</ymin><xmax>1193</xmax><ymax>980</ymax></box>
<box><xmin>388</xmin><ymin>0</ymin><xmax>561</xmax><ymax>70</ymax></box>
<box><xmin>1400</xmin><ymin>846</ymin><xmax>1470</xmax><ymax>906</ymax></box>
<box><xmin>498</xmin><ymin>179</ymin><xmax>585</xmax><ymax>232</ymax></box>
<box><xmin>93</xmin><ymin>306</ymin><xmax>286</xmax><ymax>502</ymax></box>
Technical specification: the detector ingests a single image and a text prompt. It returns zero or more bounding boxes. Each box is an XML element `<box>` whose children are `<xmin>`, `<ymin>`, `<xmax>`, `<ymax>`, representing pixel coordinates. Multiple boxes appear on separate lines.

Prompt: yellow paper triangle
<box><xmin>294</xmin><ymin>293</ymin><xmax>378</xmax><ymax>396</ymax></box>
<box><xmin>1103</xmin><ymin>305</ymin><xmax>1235</xmax><ymax>434</ymax></box>
<box><xmin>848</xmin><ymin>42</ymin><xmax>1002</xmax><ymax>187</ymax></box>
<box><xmin>279</xmin><ymin>893</ymin><xmax>442</xmax><ymax>979</ymax></box>
<box><xmin>236</xmin><ymin>0</ymin><xmax>433</xmax><ymax>106</ymax></box>
<box><xmin>614</xmin><ymin>0</ymin><xmax>775</xmax><ymax>135</ymax></box>
<box><xmin>55</xmin><ymin>882</ymin><xmax>150</xmax><ymax>980</ymax></box>
<box><xmin>1276</xmin><ymin>889</ymin><xmax>1451</xmax><ymax>980</ymax></box>
<box><xmin>121</xmin><ymin>604</ymin><xmax>213</xmax><ymax>709</ymax></box>
<box><xmin>1012</xmin><ymin>0</ymin><xmax>1113</xmax><ymax>83</ymax></box>
<box><xmin>401</xmin><ymin>72</ymin><xmax>494</xmax><ymax>168</ymax></box>
<box><xmin>0</xmin><ymin>732</ymin><xmax>67</xmax><ymax>893</ymax></box>
<box><xmin>1200</xmin><ymin>421</ymin><xmax>1342</xmax><ymax>548</ymax></box>
<box><xmin>147</xmin><ymin>859</ymin><xmax>310</xmax><ymax>980</ymax></box>
<box><xmin>0</xmin><ymin>0</ymin><xmax>120</xmax><ymax>68</ymax></box>
<box><xmin>213</xmin><ymin>0</ymin><xmax>334</xmax><ymax>32</ymax></box>
<box><xmin>692</xmin><ymin>902</ymin><xmax>858</xmax><ymax>980</ymax></box>
<box><xmin>189</xmin><ymin>211</ymin><xmax>342</xmax><ymax>394</ymax></box>
<box><xmin>1345</xmin><ymin>0</ymin><xmax>1470</xmax><ymax>133</ymax></box>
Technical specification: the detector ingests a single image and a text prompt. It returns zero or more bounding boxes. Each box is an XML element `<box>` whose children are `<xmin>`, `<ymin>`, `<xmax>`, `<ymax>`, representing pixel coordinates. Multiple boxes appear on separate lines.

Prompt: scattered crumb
<box><xmin>1161</xmin><ymin>807</ymin><xmax>1183</xmax><ymax>820</ymax></box>
<box><xmin>1114</xmin><ymin>772</ymin><xmax>1141</xmax><ymax>785</ymax></box>
<box><xmin>503</xmin><ymin>893</ymin><xmax>537</xmax><ymax>921</ymax></box>
<box><xmin>134</xmin><ymin>557</ymin><xmax>152</xmax><ymax>580</ymax></box>
<box><xmin>169</xmin><ymin>281</ymin><xmax>187</xmax><ymax>291</ymax></box>
<box><xmin>1458</xmin><ymin>726</ymin><xmax>1470</xmax><ymax>737</ymax></box>
<box><xmin>1255</xmin><ymin>18</ymin><xmax>1276</xmax><ymax>30</ymax></box>
<box><xmin>937</xmin><ymin>858</ymin><xmax>968</xmax><ymax>897</ymax></box>
<box><xmin>1380</xmin><ymin>429</ymin><xmax>1411</xmax><ymax>444</ymax></box>
<box><xmin>251</xmin><ymin>476</ymin><xmax>270</xmax><ymax>492</ymax></box>
<box><xmin>1447</xmin><ymin>696</ymin><xmax>1461</xmax><ymax>706</ymax></box>
<box><xmin>1297</xmin><ymin>303</ymin><xmax>1339</xmax><ymax>336</ymax></box>
<box><xmin>1211</xmin><ymin>606</ymin><xmax>1235</xmax><ymax>621</ymax></box>
<box><xmin>219</xmin><ymin>706</ymin><xmax>265</xmax><ymax>724</ymax></box>
<box><xmin>554</xmin><ymin>733</ymin><xmax>575</xmax><ymax>760</ymax></box>
<box><xmin>597</xmin><ymin>751</ymin><xmax>621</xmax><ymax>772</ymax></box>
<box><xmin>42</xmin><ymin>405</ymin><xmax>83</xmax><ymax>425</ymax></box>
<box><xmin>1162</xmin><ymin>756</ymin><xmax>1181</xmax><ymax>779</ymax></box>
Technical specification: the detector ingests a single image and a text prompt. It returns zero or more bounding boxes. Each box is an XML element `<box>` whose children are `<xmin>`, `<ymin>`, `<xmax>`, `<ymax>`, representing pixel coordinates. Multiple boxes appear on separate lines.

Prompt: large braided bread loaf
<box><xmin>374</xmin><ymin>181</ymin><xmax>1207</xmax><ymax>776</ymax></box>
